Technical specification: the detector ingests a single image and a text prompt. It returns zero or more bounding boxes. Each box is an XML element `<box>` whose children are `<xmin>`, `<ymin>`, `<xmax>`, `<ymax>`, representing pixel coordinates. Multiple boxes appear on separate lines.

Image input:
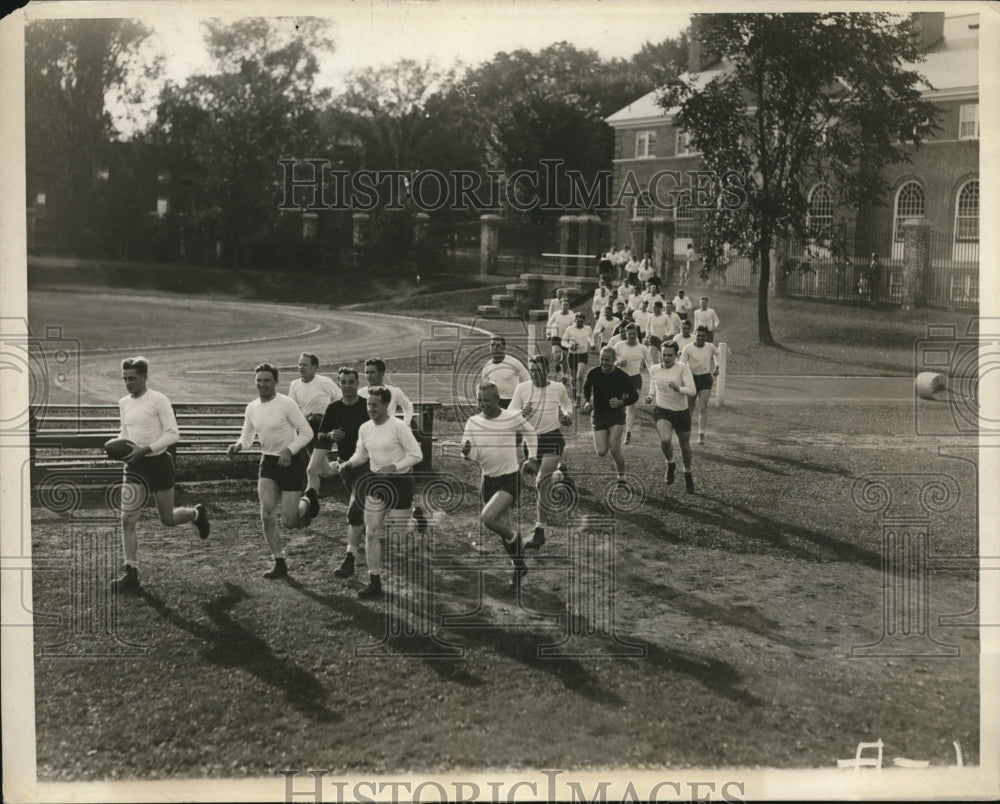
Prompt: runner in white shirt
<box><xmin>359</xmin><ymin>356</ymin><xmax>425</xmax><ymax>529</ymax></box>
<box><xmin>612</xmin><ymin>324</ymin><xmax>654</xmax><ymax>445</ymax></box>
<box><xmin>480</xmin><ymin>335</ymin><xmax>530</xmax><ymax>407</ymax></box>
<box><xmin>664</xmin><ymin>303</ymin><xmax>683</xmax><ymax>338</ymax></box>
<box><xmin>592</xmin><ymin>305</ymin><xmax>619</xmax><ymax>348</ymax></box>
<box><xmin>110</xmin><ymin>356</ymin><xmax>210</xmax><ymax>593</ymax></box>
<box><xmin>641</xmin><ymin>282</ymin><xmax>666</xmax><ymax>310</ymax></box>
<box><xmin>288</xmin><ymin>352</ymin><xmax>342</xmax><ymax>447</ymax></box>
<box><xmin>646</xmin><ymin>341</ymin><xmax>697</xmax><ymax>493</ymax></box>
<box><xmin>632</xmin><ymin>299</ymin><xmax>651</xmax><ymax>341</ymax></box>
<box><xmin>359</xmin><ymin>357</ymin><xmax>414</xmax><ymax>426</ymax></box>
<box><xmin>546</xmin><ymin>298</ymin><xmax>576</xmax><ymax>382</ymax></box>
<box><xmin>672</xmin><ymin>289</ymin><xmax>694</xmax><ymax>323</ymax></box>
<box><xmin>682</xmin><ymin>243</ymin><xmax>699</xmax><ymax>284</ymax></box>
<box><xmin>461</xmin><ymin>382</ymin><xmax>539</xmax><ymax>588</ymax></box>
<box><xmin>547</xmin><ymin>288</ymin><xmax>566</xmax><ymax>317</ymax></box>
<box><xmin>693</xmin><ymin>296</ymin><xmax>721</xmax><ymax>342</ymax></box>
<box><xmin>338</xmin><ymin>387</ymin><xmax>424</xmax><ymax>600</ymax></box>
<box><xmin>561</xmin><ymin>312</ymin><xmax>594</xmax><ymax>404</ymax></box>
<box><xmin>229</xmin><ymin>362</ymin><xmax>315</xmax><ymax>580</ymax></box>
<box><xmin>509</xmin><ymin>355</ymin><xmax>575</xmax><ymax>551</ymax></box>
<box><xmin>645</xmin><ymin>301</ymin><xmax>675</xmax><ymax>351</ymax></box>
<box><xmin>680</xmin><ymin>327</ymin><xmax>721</xmax><ymax>445</ymax></box>
<box><xmin>670</xmin><ymin>319</ymin><xmax>696</xmax><ymax>354</ymax></box>
<box><xmin>638</xmin><ymin>255</ymin><xmax>655</xmax><ymax>285</ymax></box>
<box><xmin>591</xmin><ymin>281</ymin><xmax>613</xmax><ymax>318</ymax></box>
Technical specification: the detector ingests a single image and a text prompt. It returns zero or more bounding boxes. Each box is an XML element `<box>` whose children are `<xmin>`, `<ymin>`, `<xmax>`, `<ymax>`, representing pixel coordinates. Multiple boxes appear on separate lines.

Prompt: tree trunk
<box><xmin>757</xmin><ymin>230</ymin><xmax>776</xmax><ymax>346</ymax></box>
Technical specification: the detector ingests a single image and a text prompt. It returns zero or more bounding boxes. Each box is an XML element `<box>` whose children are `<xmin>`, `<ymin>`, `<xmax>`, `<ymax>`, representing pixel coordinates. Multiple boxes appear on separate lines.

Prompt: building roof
<box><xmin>606</xmin><ymin>13</ymin><xmax>979</xmax><ymax>127</ymax></box>
<box><xmin>919</xmin><ymin>13</ymin><xmax>978</xmax><ymax>97</ymax></box>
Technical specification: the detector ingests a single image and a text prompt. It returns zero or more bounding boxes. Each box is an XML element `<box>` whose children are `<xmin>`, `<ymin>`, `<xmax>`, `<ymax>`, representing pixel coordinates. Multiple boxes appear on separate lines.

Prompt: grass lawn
<box><xmin>30</xmin><ymin>400</ymin><xmax>980</xmax><ymax>780</ymax></box>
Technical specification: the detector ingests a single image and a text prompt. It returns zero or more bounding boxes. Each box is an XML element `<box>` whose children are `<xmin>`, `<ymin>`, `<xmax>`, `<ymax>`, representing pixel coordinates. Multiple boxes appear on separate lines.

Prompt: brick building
<box><xmin>604</xmin><ymin>12</ymin><xmax>979</xmax><ymax>303</ymax></box>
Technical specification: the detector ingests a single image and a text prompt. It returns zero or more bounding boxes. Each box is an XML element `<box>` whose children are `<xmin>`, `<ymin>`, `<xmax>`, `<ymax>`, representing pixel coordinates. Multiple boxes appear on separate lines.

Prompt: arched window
<box><xmin>954</xmin><ymin>180</ymin><xmax>979</xmax><ymax>242</ymax></box>
<box><xmin>806</xmin><ymin>184</ymin><xmax>834</xmax><ymax>238</ymax></box>
<box><xmin>893</xmin><ymin>181</ymin><xmax>925</xmax><ymax>241</ymax></box>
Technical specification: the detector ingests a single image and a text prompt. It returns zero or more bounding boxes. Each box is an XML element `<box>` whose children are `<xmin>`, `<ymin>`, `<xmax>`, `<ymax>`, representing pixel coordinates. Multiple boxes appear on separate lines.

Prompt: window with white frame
<box><xmin>635</xmin><ymin>130</ymin><xmax>656</xmax><ymax>158</ymax></box>
<box><xmin>36</xmin><ymin>192</ymin><xmax>46</xmax><ymax>206</ymax></box>
<box><xmin>156</xmin><ymin>197</ymin><xmax>169</xmax><ymax>217</ymax></box>
<box><xmin>959</xmin><ymin>104</ymin><xmax>979</xmax><ymax>140</ymax></box>
<box><xmin>893</xmin><ymin>181</ymin><xmax>925</xmax><ymax>241</ymax></box>
<box><xmin>676</xmin><ymin>130</ymin><xmax>697</xmax><ymax>156</ymax></box>
<box><xmin>954</xmin><ymin>180</ymin><xmax>979</xmax><ymax>241</ymax></box>
<box><xmin>806</xmin><ymin>184</ymin><xmax>834</xmax><ymax>238</ymax></box>
<box><xmin>632</xmin><ymin>191</ymin><xmax>654</xmax><ymax>220</ymax></box>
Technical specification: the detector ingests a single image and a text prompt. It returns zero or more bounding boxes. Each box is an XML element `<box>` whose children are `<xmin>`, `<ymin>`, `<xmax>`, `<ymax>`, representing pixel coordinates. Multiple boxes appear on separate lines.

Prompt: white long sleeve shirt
<box><xmin>359</xmin><ymin>382</ymin><xmax>414</xmax><ymax>427</ymax></box>
<box><xmin>612</xmin><ymin>341</ymin><xmax>653</xmax><ymax>378</ymax></box>
<box><xmin>481</xmin><ymin>355</ymin><xmax>531</xmax><ymax>399</ymax></box>
<box><xmin>345</xmin><ymin>417</ymin><xmax>422</xmax><ymax>473</ymax></box>
<box><xmin>592</xmin><ymin>314</ymin><xmax>618</xmax><ymax>345</ymax></box>
<box><xmin>648</xmin><ymin>362</ymin><xmax>696</xmax><ymax>411</ymax></box>
<box><xmin>546</xmin><ymin>310</ymin><xmax>576</xmax><ymax>338</ymax></box>
<box><xmin>561</xmin><ymin>324</ymin><xmax>594</xmax><ymax>353</ymax></box>
<box><xmin>680</xmin><ymin>341</ymin><xmax>719</xmax><ymax>375</ymax></box>
<box><xmin>236</xmin><ymin>394</ymin><xmax>313</xmax><ymax>456</ymax></box>
<box><xmin>693</xmin><ymin>307</ymin><xmax>720</xmax><ymax>333</ymax></box>
<box><xmin>118</xmin><ymin>389</ymin><xmax>179</xmax><ymax>456</ymax></box>
<box><xmin>289</xmin><ymin>374</ymin><xmax>341</xmax><ymax>417</ymax></box>
<box><xmin>508</xmin><ymin>379</ymin><xmax>573</xmax><ymax>434</ymax></box>
<box><xmin>462</xmin><ymin>410</ymin><xmax>537</xmax><ymax>478</ymax></box>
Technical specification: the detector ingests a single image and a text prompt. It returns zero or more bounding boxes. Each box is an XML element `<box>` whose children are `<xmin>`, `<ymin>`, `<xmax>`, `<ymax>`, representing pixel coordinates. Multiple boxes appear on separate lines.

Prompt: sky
<box><xmin>87</xmin><ymin>0</ymin><xmax>691</xmax><ymax>134</ymax></box>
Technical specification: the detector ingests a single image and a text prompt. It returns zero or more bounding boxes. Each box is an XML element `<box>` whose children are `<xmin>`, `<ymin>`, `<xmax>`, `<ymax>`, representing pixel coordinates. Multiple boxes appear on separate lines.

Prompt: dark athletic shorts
<box><xmin>259</xmin><ymin>451</ymin><xmax>308</xmax><ymax>493</ymax></box>
<box><xmin>591</xmin><ymin>408</ymin><xmax>627</xmax><ymax>432</ymax></box>
<box><xmin>124</xmin><ymin>452</ymin><xmax>175</xmax><ymax>493</ymax></box>
<box><xmin>629</xmin><ymin>374</ymin><xmax>643</xmax><ymax>391</ymax></box>
<box><xmin>535</xmin><ymin>429</ymin><xmax>565</xmax><ymax>458</ymax></box>
<box><xmin>482</xmin><ymin>471</ymin><xmax>519</xmax><ymax>505</ymax></box>
<box><xmin>653</xmin><ymin>406</ymin><xmax>692</xmax><ymax>433</ymax></box>
<box><xmin>567</xmin><ymin>352</ymin><xmax>589</xmax><ymax>372</ymax></box>
<box><xmin>355</xmin><ymin>470</ymin><xmax>415</xmax><ymax>512</ymax></box>
<box><xmin>693</xmin><ymin>373</ymin><xmax>714</xmax><ymax>392</ymax></box>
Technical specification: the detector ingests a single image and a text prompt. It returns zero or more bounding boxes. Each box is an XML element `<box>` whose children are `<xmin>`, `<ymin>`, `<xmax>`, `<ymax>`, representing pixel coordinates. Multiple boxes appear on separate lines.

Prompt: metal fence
<box><xmin>714</xmin><ymin>226</ymin><xmax>979</xmax><ymax>310</ymax></box>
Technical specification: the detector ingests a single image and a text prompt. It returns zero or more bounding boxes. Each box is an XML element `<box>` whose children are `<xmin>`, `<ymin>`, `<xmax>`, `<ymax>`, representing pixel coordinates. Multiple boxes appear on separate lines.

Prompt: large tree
<box><xmin>148</xmin><ymin>18</ymin><xmax>332</xmax><ymax>268</ymax></box>
<box><xmin>660</xmin><ymin>13</ymin><xmax>938</xmax><ymax>345</ymax></box>
<box><xmin>463</xmin><ymin>41</ymin><xmax>686</xmax><ymax>219</ymax></box>
<box><xmin>25</xmin><ymin>18</ymin><xmax>158</xmax><ymax>252</ymax></box>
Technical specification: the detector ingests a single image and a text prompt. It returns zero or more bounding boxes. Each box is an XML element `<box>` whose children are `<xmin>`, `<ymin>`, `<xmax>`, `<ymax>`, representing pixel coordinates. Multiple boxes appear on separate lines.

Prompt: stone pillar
<box><xmin>650</xmin><ymin>217</ymin><xmax>674</xmax><ymax>283</ymax></box>
<box><xmin>479</xmin><ymin>214</ymin><xmax>501</xmax><ymax>277</ymax></box>
<box><xmin>901</xmin><ymin>218</ymin><xmax>932</xmax><ymax>310</ymax></box>
<box><xmin>351</xmin><ymin>212</ymin><xmax>370</xmax><ymax>268</ymax></box>
<box><xmin>557</xmin><ymin>215</ymin><xmax>575</xmax><ymax>276</ymax></box>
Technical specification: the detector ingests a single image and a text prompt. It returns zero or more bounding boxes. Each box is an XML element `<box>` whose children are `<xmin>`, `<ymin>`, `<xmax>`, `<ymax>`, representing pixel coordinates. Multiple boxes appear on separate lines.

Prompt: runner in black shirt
<box><xmin>304</xmin><ymin>367</ymin><xmax>371</xmax><ymax>579</ymax></box>
<box><xmin>582</xmin><ymin>347</ymin><xmax>639</xmax><ymax>487</ymax></box>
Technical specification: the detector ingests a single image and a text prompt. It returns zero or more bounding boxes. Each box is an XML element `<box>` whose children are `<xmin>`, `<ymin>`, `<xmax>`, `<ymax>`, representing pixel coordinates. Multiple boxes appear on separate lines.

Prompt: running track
<box><xmin>40</xmin><ymin>295</ymin><xmax>914</xmax><ymax>407</ymax></box>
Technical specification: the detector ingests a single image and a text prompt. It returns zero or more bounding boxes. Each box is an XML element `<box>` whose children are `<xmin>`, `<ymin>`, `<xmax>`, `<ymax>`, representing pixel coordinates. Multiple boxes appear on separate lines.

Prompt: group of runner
<box><xmin>109</xmin><ymin>353</ymin><xmax>421</xmax><ymax>599</ymax></box>
<box><xmin>109</xmin><ymin>280</ymin><xmax>722</xmax><ymax>597</ymax></box>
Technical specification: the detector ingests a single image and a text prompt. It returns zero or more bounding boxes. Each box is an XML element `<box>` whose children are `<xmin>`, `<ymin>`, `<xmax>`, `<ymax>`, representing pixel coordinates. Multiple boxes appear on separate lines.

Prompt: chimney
<box><xmin>912</xmin><ymin>12</ymin><xmax>945</xmax><ymax>52</ymax></box>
